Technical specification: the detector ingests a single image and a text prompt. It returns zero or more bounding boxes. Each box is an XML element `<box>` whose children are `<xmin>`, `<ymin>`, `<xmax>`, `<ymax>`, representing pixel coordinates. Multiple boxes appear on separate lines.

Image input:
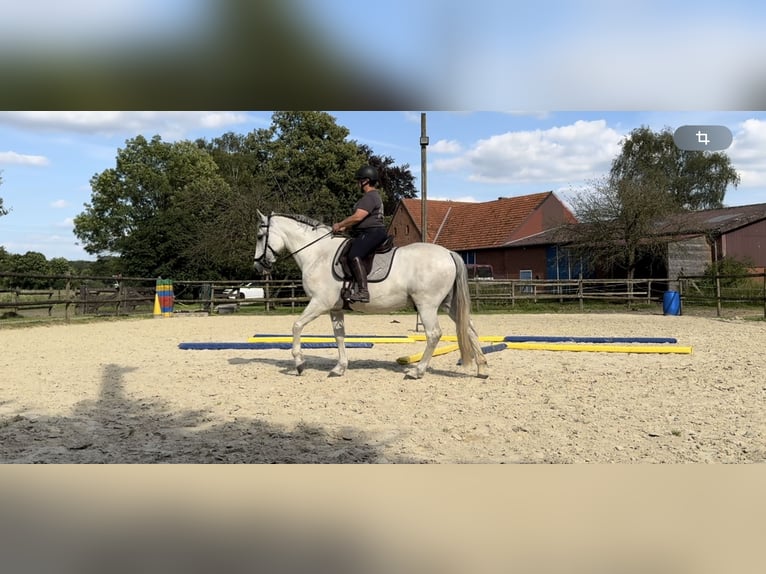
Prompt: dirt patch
<box><xmin>1</xmin><ymin>312</ymin><xmax>763</xmax><ymax>462</ymax></box>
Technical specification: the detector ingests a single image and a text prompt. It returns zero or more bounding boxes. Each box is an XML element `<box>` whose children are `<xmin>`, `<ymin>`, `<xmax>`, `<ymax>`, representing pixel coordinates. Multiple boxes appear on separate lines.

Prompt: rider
<box><xmin>331</xmin><ymin>165</ymin><xmax>387</xmax><ymax>303</ymax></box>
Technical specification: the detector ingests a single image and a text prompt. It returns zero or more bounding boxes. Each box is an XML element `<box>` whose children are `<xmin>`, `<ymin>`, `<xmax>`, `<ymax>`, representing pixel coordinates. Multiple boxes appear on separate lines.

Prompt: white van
<box><xmin>466</xmin><ymin>264</ymin><xmax>494</xmax><ymax>280</ymax></box>
<box><xmin>223</xmin><ymin>283</ymin><xmax>265</xmax><ymax>300</ymax></box>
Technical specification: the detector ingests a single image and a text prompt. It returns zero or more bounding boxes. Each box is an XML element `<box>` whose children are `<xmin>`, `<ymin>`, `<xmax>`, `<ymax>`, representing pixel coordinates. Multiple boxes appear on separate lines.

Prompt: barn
<box><xmin>388</xmin><ymin>192</ymin><xmax>577</xmax><ymax>280</ymax></box>
<box><xmin>390</xmin><ymin>196</ymin><xmax>766</xmax><ymax>283</ymax></box>
<box><xmin>662</xmin><ymin>202</ymin><xmax>766</xmax><ymax>280</ymax></box>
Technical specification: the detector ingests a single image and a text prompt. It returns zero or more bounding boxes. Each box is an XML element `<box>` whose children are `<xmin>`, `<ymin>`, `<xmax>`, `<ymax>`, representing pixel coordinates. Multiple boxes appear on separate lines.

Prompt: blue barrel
<box><xmin>663</xmin><ymin>291</ymin><xmax>681</xmax><ymax>316</ymax></box>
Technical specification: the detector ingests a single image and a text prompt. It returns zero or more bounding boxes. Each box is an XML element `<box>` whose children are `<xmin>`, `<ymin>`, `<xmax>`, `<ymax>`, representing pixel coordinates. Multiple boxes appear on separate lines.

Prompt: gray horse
<box><xmin>253</xmin><ymin>212</ymin><xmax>488</xmax><ymax>379</ymax></box>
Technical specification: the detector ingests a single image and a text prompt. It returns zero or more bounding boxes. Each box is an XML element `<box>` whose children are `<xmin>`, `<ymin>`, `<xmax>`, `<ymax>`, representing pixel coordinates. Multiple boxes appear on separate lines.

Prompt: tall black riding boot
<box><xmin>348</xmin><ymin>257</ymin><xmax>370</xmax><ymax>302</ymax></box>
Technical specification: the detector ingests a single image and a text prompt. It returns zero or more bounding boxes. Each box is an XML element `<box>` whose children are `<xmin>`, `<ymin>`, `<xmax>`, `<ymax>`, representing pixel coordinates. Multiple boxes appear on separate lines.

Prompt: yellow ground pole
<box><xmin>409</xmin><ymin>334</ymin><xmax>506</xmax><ymax>342</ymax></box>
<box><xmin>502</xmin><ymin>342</ymin><xmax>692</xmax><ymax>354</ymax></box>
<box><xmin>247</xmin><ymin>336</ymin><xmax>415</xmax><ymax>344</ymax></box>
<box><xmin>396</xmin><ymin>344</ymin><xmax>461</xmax><ymax>365</ymax></box>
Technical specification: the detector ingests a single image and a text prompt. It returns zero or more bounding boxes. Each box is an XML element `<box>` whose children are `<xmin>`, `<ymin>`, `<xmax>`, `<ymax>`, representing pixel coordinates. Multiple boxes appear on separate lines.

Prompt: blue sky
<box><xmin>1</xmin><ymin>110</ymin><xmax>765</xmax><ymax>261</ymax></box>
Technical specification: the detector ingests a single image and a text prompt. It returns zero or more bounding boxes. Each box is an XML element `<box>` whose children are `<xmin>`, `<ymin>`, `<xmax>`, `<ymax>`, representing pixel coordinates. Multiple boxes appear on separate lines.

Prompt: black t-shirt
<box><xmin>353</xmin><ymin>190</ymin><xmax>385</xmax><ymax>229</ymax></box>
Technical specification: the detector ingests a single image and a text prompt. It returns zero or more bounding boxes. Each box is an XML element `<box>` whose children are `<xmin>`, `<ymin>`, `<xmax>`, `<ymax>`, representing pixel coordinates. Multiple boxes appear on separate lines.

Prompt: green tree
<box><xmin>566</xmin><ymin>176</ymin><xmax>680</xmax><ymax>281</ymax></box>
<box><xmin>257</xmin><ymin>111</ymin><xmax>368</xmax><ymax>223</ymax></box>
<box><xmin>703</xmin><ymin>254</ymin><xmax>755</xmax><ymax>288</ymax></box>
<box><xmin>359</xmin><ymin>144</ymin><xmax>417</xmax><ymax>222</ymax></box>
<box><xmin>196</xmin><ymin>112</ymin><xmax>415</xmax><ymax>279</ymax></box>
<box><xmin>74</xmin><ymin>114</ymin><xmax>415</xmax><ymax>281</ymax></box>
<box><xmin>73</xmin><ymin>135</ymin><xmax>233</xmax><ymax>278</ymax></box>
<box><xmin>87</xmin><ymin>255</ymin><xmax>124</xmax><ymax>281</ymax></box>
<box><xmin>7</xmin><ymin>251</ymin><xmax>50</xmax><ymax>289</ymax></box>
<box><xmin>194</xmin><ymin>132</ymin><xmax>278</xmax><ymax>277</ymax></box>
<box><xmin>610</xmin><ymin>126</ymin><xmax>740</xmax><ymax>210</ymax></box>
<box><xmin>48</xmin><ymin>257</ymin><xmax>74</xmax><ymax>289</ymax></box>
<box><xmin>0</xmin><ymin>246</ymin><xmax>10</xmax><ymax>288</ymax></box>
<box><xmin>567</xmin><ymin>126</ymin><xmax>742</xmax><ymax>280</ymax></box>
<box><xmin>0</xmin><ymin>170</ymin><xmax>8</xmax><ymax>217</ymax></box>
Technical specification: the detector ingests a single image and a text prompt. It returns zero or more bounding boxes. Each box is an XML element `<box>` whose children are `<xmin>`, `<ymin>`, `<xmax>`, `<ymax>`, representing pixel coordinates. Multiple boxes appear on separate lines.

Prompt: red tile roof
<box><xmin>399</xmin><ymin>192</ymin><xmax>560</xmax><ymax>250</ymax></box>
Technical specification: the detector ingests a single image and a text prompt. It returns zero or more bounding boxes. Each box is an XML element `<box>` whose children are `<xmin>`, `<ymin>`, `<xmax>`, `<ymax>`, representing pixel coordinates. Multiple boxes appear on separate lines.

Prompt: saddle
<box><xmin>332</xmin><ymin>235</ymin><xmax>397</xmax><ymax>284</ymax></box>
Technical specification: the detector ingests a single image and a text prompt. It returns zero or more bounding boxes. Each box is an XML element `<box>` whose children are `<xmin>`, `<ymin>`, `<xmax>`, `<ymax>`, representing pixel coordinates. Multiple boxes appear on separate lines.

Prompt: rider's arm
<box><xmin>333</xmin><ymin>208</ymin><xmax>369</xmax><ymax>233</ymax></box>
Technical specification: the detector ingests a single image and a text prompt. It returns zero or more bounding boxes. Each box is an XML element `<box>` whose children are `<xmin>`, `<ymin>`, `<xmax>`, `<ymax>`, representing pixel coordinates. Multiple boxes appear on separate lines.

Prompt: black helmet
<box><xmin>355</xmin><ymin>165</ymin><xmax>378</xmax><ymax>182</ymax></box>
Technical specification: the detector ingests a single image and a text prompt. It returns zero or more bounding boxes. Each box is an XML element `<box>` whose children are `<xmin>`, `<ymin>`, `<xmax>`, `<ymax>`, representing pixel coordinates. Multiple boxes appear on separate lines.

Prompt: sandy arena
<box><xmin>1</xmin><ymin>312</ymin><xmax>764</xmax><ymax>463</ymax></box>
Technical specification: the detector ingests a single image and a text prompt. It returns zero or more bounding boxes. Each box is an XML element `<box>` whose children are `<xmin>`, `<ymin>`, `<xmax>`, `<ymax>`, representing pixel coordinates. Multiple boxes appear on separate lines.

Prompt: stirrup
<box><xmin>348</xmin><ymin>289</ymin><xmax>369</xmax><ymax>303</ymax></box>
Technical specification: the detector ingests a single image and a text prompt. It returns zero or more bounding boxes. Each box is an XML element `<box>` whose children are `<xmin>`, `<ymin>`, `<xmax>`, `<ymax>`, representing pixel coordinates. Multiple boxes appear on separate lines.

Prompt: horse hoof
<box><xmin>328</xmin><ymin>369</ymin><xmax>345</xmax><ymax>377</ymax></box>
<box><xmin>404</xmin><ymin>369</ymin><xmax>423</xmax><ymax>380</ymax></box>
<box><xmin>294</xmin><ymin>363</ymin><xmax>305</xmax><ymax>376</ymax></box>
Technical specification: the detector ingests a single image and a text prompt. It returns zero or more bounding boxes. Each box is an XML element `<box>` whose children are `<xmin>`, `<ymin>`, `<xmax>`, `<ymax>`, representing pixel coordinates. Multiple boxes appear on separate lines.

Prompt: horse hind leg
<box><xmin>405</xmin><ymin>306</ymin><xmax>441</xmax><ymax>379</ymax></box>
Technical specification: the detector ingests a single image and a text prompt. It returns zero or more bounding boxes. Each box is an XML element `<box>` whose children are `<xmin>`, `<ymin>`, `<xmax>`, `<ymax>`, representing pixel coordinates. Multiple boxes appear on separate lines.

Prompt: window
<box><xmin>519</xmin><ymin>269</ymin><xmax>533</xmax><ymax>293</ymax></box>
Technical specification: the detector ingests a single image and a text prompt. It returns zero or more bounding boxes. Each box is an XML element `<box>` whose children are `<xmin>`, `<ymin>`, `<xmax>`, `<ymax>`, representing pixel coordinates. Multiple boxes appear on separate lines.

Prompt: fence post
<box><xmin>117</xmin><ymin>278</ymin><xmax>124</xmax><ymax>315</ymax></box>
<box><xmin>65</xmin><ymin>273</ymin><xmax>71</xmax><ymax>322</ymax></box>
<box><xmin>715</xmin><ymin>270</ymin><xmax>722</xmax><ymax>317</ymax></box>
<box><xmin>80</xmin><ymin>284</ymin><xmax>88</xmax><ymax>314</ymax></box>
<box><xmin>578</xmin><ymin>273</ymin><xmax>584</xmax><ymax>311</ymax></box>
<box><xmin>762</xmin><ymin>272</ymin><xmax>765</xmax><ymax>319</ymax></box>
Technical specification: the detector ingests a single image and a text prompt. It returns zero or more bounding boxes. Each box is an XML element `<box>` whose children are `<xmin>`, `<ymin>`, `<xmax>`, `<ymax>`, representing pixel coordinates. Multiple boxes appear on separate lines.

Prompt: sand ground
<box><xmin>1</xmin><ymin>311</ymin><xmax>764</xmax><ymax>463</ymax></box>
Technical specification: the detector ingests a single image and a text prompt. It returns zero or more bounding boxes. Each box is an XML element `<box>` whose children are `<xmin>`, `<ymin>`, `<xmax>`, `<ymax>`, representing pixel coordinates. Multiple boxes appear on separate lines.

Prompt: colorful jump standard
<box><xmin>155</xmin><ymin>278</ymin><xmax>174</xmax><ymax>318</ymax></box>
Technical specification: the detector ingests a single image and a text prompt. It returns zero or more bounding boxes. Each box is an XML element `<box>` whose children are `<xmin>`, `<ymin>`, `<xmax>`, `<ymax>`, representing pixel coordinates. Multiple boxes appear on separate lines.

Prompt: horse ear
<box><xmin>256</xmin><ymin>210</ymin><xmax>266</xmax><ymax>220</ymax></box>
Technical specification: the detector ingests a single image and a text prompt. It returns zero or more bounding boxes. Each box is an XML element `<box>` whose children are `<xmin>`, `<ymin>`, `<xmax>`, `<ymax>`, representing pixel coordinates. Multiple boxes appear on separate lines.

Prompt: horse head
<box><xmin>253</xmin><ymin>211</ymin><xmax>282</xmax><ymax>274</ymax></box>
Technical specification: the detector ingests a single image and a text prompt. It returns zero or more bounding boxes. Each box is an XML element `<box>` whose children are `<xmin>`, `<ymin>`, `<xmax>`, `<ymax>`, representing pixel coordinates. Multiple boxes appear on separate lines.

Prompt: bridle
<box><xmin>254</xmin><ymin>214</ymin><xmax>334</xmax><ymax>272</ymax></box>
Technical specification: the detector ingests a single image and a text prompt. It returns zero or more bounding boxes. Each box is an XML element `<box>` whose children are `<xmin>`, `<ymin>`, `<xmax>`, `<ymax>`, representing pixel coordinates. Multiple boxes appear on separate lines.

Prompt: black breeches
<box><xmin>348</xmin><ymin>227</ymin><xmax>387</xmax><ymax>260</ymax></box>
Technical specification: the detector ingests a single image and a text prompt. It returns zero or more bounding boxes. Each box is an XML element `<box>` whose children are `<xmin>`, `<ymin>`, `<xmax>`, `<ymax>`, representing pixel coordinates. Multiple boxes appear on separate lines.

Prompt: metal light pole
<box><xmin>420</xmin><ymin>112</ymin><xmax>429</xmax><ymax>242</ymax></box>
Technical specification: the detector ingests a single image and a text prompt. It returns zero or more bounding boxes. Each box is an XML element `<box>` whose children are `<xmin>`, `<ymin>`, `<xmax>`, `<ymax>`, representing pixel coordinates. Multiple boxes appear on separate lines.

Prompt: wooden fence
<box><xmin>678</xmin><ymin>271</ymin><xmax>766</xmax><ymax>318</ymax></box>
<box><xmin>467</xmin><ymin>277</ymin><xmax>661</xmax><ymax>311</ymax></box>
<box><xmin>0</xmin><ymin>272</ymin><xmax>311</xmax><ymax>320</ymax></box>
<box><xmin>2</xmin><ymin>271</ymin><xmax>764</xmax><ymax>320</ymax></box>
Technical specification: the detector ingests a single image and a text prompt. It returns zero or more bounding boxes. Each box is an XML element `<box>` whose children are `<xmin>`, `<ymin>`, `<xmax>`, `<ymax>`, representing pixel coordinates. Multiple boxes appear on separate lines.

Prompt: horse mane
<box><xmin>272</xmin><ymin>212</ymin><xmax>331</xmax><ymax>231</ymax></box>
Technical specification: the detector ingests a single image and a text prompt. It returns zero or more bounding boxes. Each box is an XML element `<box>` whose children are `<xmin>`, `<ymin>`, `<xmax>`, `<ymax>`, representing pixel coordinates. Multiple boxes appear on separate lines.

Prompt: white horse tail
<box><xmin>449</xmin><ymin>252</ymin><xmax>487</xmax><ymax>373</ymax></box>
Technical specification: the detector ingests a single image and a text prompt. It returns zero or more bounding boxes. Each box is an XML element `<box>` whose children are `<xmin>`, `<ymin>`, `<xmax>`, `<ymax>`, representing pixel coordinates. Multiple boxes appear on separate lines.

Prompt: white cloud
<box><xmin>403</xmin><ymin>112</ymin><xmax>422</xmax><ymax>123</ymax></box>
<box><xmin>50</xmin><ymin>200</ymin><xmax>69</xmax><ymax>209</ymax></box>
<box><xmin>433</xmin><ymin>120</ymin><xmax>623</xmax><ymax>185</ymax></box>
<box><xmin>729</xmin><ymin>118</ymin><xmax>766</xmax><ymax>188</ymax></box>
<box><xmin>0</xmin><ymin>150</ymin><xmax>49</xmax><ymax>166</ymax></box>
<box><xmin>431</xmin><ymin>139</ymin><xmax>462</xmax><ymax>154</ymax></box>
<box><xmin>432</xmin><ymin>156</ymin><xmax>469</xmax><ymax>172</ymax></box>
<box><xmin>0</xmin><ymin>111</ymin><xmax>260</xmax><ymax>139</ymax></box>
<box><xmin>429</xmin><ymin>195</ymin><xmax>478</xmax><ymax>202</ymax></box>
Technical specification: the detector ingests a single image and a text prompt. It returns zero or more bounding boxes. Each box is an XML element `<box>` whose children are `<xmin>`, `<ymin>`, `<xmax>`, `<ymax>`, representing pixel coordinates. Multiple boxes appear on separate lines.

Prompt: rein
<box><xmin>255</xmin><ymin>214</ymin><xmax>335</xmax><ymax>271</ymax></box>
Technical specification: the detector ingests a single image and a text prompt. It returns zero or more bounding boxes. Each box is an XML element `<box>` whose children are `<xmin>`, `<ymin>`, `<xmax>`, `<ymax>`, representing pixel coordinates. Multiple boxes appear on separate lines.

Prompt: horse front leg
<box><xmin>290</xmin><ymin>300</ymin><xmax>326</xmax><ymax>375</ymax></box>
<box><xmin>405</xmin><ymin>306</ymin><xmax>441</xmax><ymax>379</ymax></box>
<box><xmin>328</xmin><ymin>309</ymin><xmax>347</xmax><ymax>377</ymax></box>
